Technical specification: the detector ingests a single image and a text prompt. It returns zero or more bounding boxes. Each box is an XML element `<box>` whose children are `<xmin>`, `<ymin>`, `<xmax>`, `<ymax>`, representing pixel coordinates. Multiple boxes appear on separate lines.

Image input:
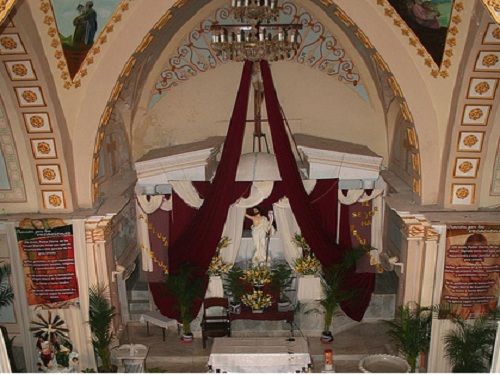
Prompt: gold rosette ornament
<box><xmin>0</xmin><ymin>36</ymin><xmax>17</xmax><ymax>50</ymax></box>
<box><xmin>458</xmin><ymin>161</ymin><xmax>473</xmax><ymax>174</ymax></box>
<box><xmin>463</xmin><ymin>134</ymin><xmax>478</xmax><ymax>147</ymax></box>
<box><xmin>37</xmin><ymin>142</ymin><xmax>51</xmax><ymax>154</ymax></box>
<box><xmin>474</xmin><ymin>81</ymin><xmax>490</xmax><ymax>95</ymax></box>
<box><xmin>12</xmin><ymin>63</ymin><xmax>28</xmax><ymax>77</ymax></box>
<box><xmin>48</xmin><ymin>194</ymin><xmax>62</xmax><ymax>207</ymax></box>
<box><xmin>42</xmin><ymin>168</ymin><xmax>56</xmax><ymax>181</ymax></box>
<box><xmin>455</xmin><ymin>187</ymin><xmax>469</xmax><ymax>200</ymax></box>
<box><xmin>22</xmin><ymin>90</ymin><xmax>38</xmax><ymax>103</ymax></box>
<box><xmin>482</xmin><ymin>54</ymin><xmax>499</xmax><ymax>67</ymax></box>
<box><xmin>468</xmin><ymin>108</ymin><xmax>483</xmax><ymax>121</ymax></box>
<box><xmin>30</xmin><ymin>115</ymin><xmax>45</xmax><ymax>128</ymax></box>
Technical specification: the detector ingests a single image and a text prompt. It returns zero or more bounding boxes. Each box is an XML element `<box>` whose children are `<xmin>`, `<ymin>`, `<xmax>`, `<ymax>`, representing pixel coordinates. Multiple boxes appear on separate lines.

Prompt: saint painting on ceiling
<box><xmin>51</xmin><ymin>0</ymin><xmax>121</xmax><ymax>78</ymax></box>
<box><xmin>387</xmin><ymin>0</ymin><xmax>455</xmax><ymax>66</ymax></box>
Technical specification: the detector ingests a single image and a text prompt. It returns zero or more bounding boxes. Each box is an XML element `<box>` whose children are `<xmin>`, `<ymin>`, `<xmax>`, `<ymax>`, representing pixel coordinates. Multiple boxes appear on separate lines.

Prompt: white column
<box><xmin>3</xmin><ymin>222</ymin><xmax>36</xmax><ymax>372</ymax></box>
<box><xmin>491</xmin><ymin>321</ymin><xmax>500</xmax><ymax>373</ymax></box>
<box><xmin>419</xmin><ymin>225</ymin><xmax>440</xmax><ymax>306</ymax></box>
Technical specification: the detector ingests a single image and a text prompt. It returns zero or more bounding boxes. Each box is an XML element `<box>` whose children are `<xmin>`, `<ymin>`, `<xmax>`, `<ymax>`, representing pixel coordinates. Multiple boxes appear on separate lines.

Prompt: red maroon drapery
<box><xmin>260</xmin><ymin>60</ymin><xmax>373</xmax><ymax>321</ymax></box>
<box><xmin>149</xmin><ymin>60</ymin><xmax>254</xmax><ymax>321</ymax></box>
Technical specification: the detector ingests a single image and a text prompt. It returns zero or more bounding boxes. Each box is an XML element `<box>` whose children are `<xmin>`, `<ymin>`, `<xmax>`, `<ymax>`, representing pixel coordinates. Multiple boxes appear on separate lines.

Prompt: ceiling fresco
<box><xmin>387</xmin><ymin>0</ymin><xmax>454</xmax><ymax>66</ymax></box>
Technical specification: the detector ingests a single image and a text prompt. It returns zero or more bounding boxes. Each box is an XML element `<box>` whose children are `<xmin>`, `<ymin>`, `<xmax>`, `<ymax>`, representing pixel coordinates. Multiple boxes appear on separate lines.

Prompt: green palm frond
<box><xmin>88</xmin><ymin>283</ymin><xmax>115</xmax><ymax>371</ymax></box>
<box><xmin>444</xmin><ymin>314</ymin><xmax>497</xmax><ymax>373</ymax></box>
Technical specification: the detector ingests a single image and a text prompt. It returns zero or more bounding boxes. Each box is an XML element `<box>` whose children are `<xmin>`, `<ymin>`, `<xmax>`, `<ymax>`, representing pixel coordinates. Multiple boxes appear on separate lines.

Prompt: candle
<box><xmin>221</xmin><ymin>32</ymin><xmax>225</xmax><ymax>43</ymax></box>
<box><xmin>245</xmin><ymin>0</ymin><xmax>249</xmax><ymax>6</ymax></box>
<box><xmin>324</xmin><ymin>349</ymin><xmax>333</xmax><ymax>371</ymax></box>
<box><xmin>212</xmin><ymin>34</ymin><xmax>217</xmax><ymax>43</ymax></box>
<box><xmin>236</xmin><ymin>0</ymin><xmax>241</xmax><ymax>7</ymax></box>
<box><xmin>232</xmin><ymin>0</ymin><xmax>236</xmax><ymax>7</ymax></box>
<box><xmin>259</xmin><ymin>29</ymin><xmax>265</xmax><ymax>41</ymax></box>
<box><xmin>278</xmin><ymin>31</ymin><xmax>284</xmax><ymax>41</ymax></box>
<box><xmin>264</xmin><ymin>0</ymin><xmax>268</xmax><ymax>6</ymax></box>
<box><xmin>237</xmin><ymin>32</ymin><xmax>242</xmax><ymax>42</ymax></box>
<box><xmin>270</xmin><ymin>0</ymin><xmax>275</xmax><ymax>9</ymax></box>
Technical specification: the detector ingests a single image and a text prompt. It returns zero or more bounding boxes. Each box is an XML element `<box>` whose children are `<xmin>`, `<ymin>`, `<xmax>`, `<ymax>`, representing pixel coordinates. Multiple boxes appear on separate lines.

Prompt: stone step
<box><xmin>128</xmin><ymin>289</ymin><xmax>150</xmax><ymax>301</ymax></box>
<box><xmin>129</xmin><ymin>300</ymin><xmax>150</xmax><ymax>313</ymax></box>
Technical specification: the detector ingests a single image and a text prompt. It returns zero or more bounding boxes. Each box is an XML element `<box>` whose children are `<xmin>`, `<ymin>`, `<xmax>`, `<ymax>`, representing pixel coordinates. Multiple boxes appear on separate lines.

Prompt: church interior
<box><xmin>0</xmin><ymin>0</ymin><xmax>499</xmax><ymax>373</ymax></box>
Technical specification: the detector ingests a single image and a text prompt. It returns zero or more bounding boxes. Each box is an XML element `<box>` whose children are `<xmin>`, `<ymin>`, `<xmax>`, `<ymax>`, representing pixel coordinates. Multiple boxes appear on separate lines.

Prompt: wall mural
<box><xmin>149</xmin><ymin>1</ymin><xmax>368</xmax><ymax>110</ymax></box>
<box><xmin>387</xmin><ymin>0</ymin><xmax>454</xmax><ymax>66</ymax></box>
<box><xmin>51</xmin><ymin>0</ymin><xmax>121</xmax><ymax>78</ymax></box>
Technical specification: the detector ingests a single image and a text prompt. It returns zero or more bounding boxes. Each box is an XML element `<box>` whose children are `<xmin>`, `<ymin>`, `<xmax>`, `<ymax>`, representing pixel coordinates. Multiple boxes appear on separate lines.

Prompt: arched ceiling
<box><xmin>2</xmin><ymin>0</ymin><xmax>488</xmax><ymax>211</ymax></box>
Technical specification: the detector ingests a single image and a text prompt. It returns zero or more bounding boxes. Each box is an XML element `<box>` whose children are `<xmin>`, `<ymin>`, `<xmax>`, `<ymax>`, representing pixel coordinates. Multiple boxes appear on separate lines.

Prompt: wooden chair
<box><xmin>200</xmin><ymin>297</ymin><xmax>231</xmax><ymax>349</ymax></box>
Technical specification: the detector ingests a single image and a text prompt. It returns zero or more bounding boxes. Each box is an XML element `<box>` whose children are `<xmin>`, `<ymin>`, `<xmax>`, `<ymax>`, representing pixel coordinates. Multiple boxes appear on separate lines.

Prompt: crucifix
<box><xmin>251</xmin><ymin>63</ymin><xmax>270</xmax><ymax>153</ymax></box>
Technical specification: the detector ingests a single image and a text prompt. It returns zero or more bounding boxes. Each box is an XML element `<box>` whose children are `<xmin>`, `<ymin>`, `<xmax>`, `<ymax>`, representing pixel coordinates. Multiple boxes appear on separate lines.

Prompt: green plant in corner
<box><xmin>385</xmin><ymin>303</ymin><xmax>433</xmax><ymax>373</ymax></box>
<box><xmin>314</xmin><ymin>247</ymin><xmax>365</xmax><ymax>342</ymax></box>
<box><xmin>444</xmin><ymin>309</ymin><xmax>498</xmax><ymax>373</ymax></box>
<box><xmin>165</xmin><ymin>264</ymin><xmax>204</xmax><ymax>338</ymax></box>
<box><xmin>223</xmin><ymin>266</ymin><xmax>245</xmax><ymax>304</ymax></box>
<box><xmin>88</xmin><ymin>284</ymin><xmax>116</xmax><ymax>372</ymax></box>
<box><xmin>270</xmin><ymin>263</ymin><xmax>292</xmax><ymax>303</ymax></box>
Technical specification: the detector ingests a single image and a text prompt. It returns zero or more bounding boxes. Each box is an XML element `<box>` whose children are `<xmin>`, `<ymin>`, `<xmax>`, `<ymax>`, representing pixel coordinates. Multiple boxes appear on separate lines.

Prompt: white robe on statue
<box><xmin>251</xmin><ymin>216</ymin><xmax>272</xmax><ymax>265</ymax></box>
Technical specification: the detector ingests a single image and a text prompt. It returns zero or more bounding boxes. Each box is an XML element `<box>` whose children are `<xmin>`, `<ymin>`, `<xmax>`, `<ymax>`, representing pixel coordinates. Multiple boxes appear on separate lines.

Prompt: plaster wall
<box><xmin>136</xmin><ymin>61</ymin><xmax>387</xmax><ymax>162</ymax></box>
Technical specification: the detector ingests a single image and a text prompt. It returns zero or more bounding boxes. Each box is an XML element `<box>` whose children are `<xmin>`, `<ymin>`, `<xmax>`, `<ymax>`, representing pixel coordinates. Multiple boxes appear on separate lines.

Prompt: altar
<box><xmin>208</xmin><ymin>337</ymin><xmax>311</xmax><ymax>373</ymax></box>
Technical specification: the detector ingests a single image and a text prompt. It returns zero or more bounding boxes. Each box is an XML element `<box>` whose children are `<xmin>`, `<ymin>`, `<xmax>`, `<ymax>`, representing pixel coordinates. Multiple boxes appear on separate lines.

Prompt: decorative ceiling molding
<box><xmin>0</xmin><ymin>18</ymin><xmax>72</xmax><ymax>211</ymax></box>
<box><xmin>38</xmin><ymin>0</ymin><xmax>131</xmax><ymax>89</ymax></box>
<box><xmin>375</xmin><ymin>0</ymin><xmax>464</xmax><ymax>79</ymax></box>
<box><xmin>445</xmin><ymin>21</ymin><xmax>500</xmax><ymax>208</ymax></box>
<box><xmin>148</xmin><ymin>1</ymin><xmax>367</xmax><ymax>111</ymax></box>
<box><xmin>482</xmin><ymin>0</ymin><xmax>500</xmax><ymax>23</ymax></box>
<box><xmin>0</xmin><ymin>0</ymin><xmax>16</xmax><ymax>25</ymax></box>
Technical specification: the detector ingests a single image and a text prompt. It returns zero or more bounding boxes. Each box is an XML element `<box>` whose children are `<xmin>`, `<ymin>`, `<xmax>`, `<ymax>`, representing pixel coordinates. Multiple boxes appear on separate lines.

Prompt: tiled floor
<box><xmin>120</xmin><ymin>321</ymin><xmax>397</xmax><ymax>373</ymax></box>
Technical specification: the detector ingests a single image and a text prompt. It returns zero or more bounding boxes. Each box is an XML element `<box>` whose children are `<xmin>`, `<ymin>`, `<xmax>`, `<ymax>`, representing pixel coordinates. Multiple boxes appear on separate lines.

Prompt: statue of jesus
<box><xmin>245</xmin><ymin>207</ymin><xmax>273</xmax><ymax>265</ymax></box>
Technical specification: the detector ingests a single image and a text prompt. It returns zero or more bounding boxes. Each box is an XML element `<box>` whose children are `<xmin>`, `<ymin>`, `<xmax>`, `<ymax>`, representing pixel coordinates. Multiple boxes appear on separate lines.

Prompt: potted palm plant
<box><xmin>316</xmin><ymin>248</ymin><xmax>364</xmax><ymax>343</ymax></box>
<box><xmin>270</xmin><ymin>263</ymin><xmax>292</xmax><ymax>310</ymax></box>
<box><xmin>88</xmin><ymin>284</ymin><xmax>116</xmax><ymax>372</ymax></box>
<box><xmin>444</xmin><ymin>310</ymin><xmax>498</xmax><ymax>373</ymax></box>
<box><xmin>385</xmin><ymin>304</ymin><xmax>433</xmax><ymax>372</ymax></box>
<box><xmin>223</xmin><ymin>266</ymin><xmax>245</xmax><ymax>313</ymax></box>
<box><xmin>165</xmin><ymin>265</ymin><xmax>204</xmax><ymax>341</ymax></box>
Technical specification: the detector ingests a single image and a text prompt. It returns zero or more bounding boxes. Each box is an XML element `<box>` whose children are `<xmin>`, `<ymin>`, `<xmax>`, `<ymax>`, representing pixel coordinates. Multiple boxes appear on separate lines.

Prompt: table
<box><xmin>229</xmin><ymin>306</ymin><xmax>294</xmax><ymax>335</ymax></box>
<box><xmin>139</xmin><ymin>311</ymin><xmax>179</xmax><ymax>341</ymax></box>
<box><xmin>208</xmin><ymin>337</ymin><xmax>311</xmax><ymax>373</ymax></box>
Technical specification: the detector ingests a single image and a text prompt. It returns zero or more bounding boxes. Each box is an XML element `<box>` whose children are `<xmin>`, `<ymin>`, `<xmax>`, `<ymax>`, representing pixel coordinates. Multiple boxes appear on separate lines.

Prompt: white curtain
<box><xmin>170</xmin><ymin>181</ymin><xmax>203</xmax><ymax>208</ymax></box>
<box><xmin>273</xmin><ymin>198</ymin><xmax>302</xmax><ymax>267</ymax></box>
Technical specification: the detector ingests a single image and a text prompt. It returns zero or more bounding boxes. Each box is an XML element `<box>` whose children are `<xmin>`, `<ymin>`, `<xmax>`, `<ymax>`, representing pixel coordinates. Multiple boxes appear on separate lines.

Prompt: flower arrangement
<box><xmin>292</xmin><ymin>233</ymin><xmax>311</xmax><ymax>257</ymax></box>
<box><xmin>292</xmin><ymin>233</ymin><xmax>321</xmax><ymax>275</ymax></box>
<box><xmin>208</xmin><ymin>255</ymin><xmax>232</xmax><ymax>276</ymax></box>
<box><xmin>207</xmin><ymin>236</ymin><xmax>232</xmax><ymax>276</ymax></box>
<box><xmin>241</xmin><ymin>264</ymin><xmax>271</xmax><ymax>286</ymax></box>
<box><xmin>294</xmin><ymin>255</ymin><xmax>322</xmax><ymax>275</ymax></box>
<box><xmin>241</xmin><ymin>290</ymin><xmax>272</xmax><ymax>311</ymax></box>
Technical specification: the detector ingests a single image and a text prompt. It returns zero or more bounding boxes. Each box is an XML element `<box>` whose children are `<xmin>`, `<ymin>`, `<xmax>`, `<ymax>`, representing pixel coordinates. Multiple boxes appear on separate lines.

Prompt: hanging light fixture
<box><xmin>211</xmin><ymin>0</ymin><xmax>301</xmax><ymax>62</ymax></box>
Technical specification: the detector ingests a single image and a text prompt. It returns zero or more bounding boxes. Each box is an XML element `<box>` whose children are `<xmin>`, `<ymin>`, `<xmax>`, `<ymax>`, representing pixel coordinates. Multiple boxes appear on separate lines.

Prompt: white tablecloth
<box><xmin>139</xmin><ymin>311</ymin><xmax>178</xmax><ymax>329</ymax></box>
<box><xmin>208</xmin><ymin>337</ymin><xmax>311</xmax><ymax>373</ymax></box>
<box><xmin>206</xmin><ymin>276</ymin><xmax>224</xmax><ymax>298</ymax></box>
<box><xmin>296</xmin><ymin>275</ymin><xmax>323</xmax><ymax>301</ymax></box>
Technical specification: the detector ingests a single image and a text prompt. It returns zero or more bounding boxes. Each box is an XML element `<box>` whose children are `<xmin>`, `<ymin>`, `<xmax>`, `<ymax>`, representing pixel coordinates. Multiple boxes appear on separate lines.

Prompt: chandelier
<box><xmin>211</xmin><ymin>0</ymin><xmax>301</xmax><ymax>62</ymax></box>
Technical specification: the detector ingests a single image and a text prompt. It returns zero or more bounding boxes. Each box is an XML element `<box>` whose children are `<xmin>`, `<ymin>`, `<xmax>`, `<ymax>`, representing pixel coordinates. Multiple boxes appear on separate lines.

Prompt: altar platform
<box><xmin>120</xmin><ymin>321</ymin><xmax>397</xmax><ymax>372</ymax></box>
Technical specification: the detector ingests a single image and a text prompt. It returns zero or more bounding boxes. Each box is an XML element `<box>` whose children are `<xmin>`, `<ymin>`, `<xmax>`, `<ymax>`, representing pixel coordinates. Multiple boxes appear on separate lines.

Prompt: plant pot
<box><xmin>358</xmin><ymin>354</ymin><xmax>410</xmax><ymax>373</ymax></box>
<box><xmin>252</xmin><ymin>309</ymin><xmax>264</xmax><ymax>314</ymax></box>
<box><xmin>321</xmin><ymin>330</ymin><xmax>333</xmax><ymax>343</ymax></box>
<box><xmin>278</xmin><ymin>301</ymin><xmax>291</xmax><ymax>312</ymax></box>
<box><xmin>181</xmin><ymin>332</ymin><xmax>194</xmax><ymax>342</ymax></box>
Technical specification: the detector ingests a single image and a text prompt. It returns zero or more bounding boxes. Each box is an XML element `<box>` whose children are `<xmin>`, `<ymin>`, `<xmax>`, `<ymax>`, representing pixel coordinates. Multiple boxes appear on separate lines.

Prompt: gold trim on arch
<box><xmin>376</xmin><ymin>0</ymin><xmax>464</xmax><ymax>79</ymax></box>
<box><xmin>39</xmin><ymin>0</ymin><xmax>131</xmax><ymax>90</ymax></box>
<box><xmin>0</xmin><ymin>0</ymin><xmax>17</xmax><ymax>26</ymax></box>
